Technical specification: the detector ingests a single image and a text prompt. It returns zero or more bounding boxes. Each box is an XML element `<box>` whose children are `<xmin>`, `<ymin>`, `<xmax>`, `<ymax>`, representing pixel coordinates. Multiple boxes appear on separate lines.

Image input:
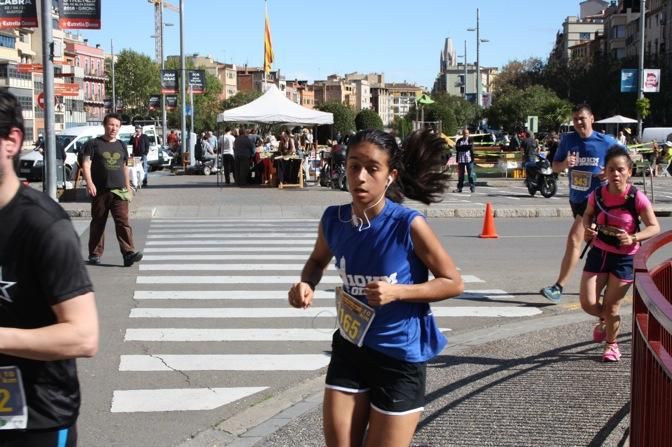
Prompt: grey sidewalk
<box><xmin>218</xmin><ymin>311</ymin><xmax>631</xmax><ymax>447</ymax></box>
<box><xmin>53</xmin><ymin>173</ymin><xmax>672</xmax><ymax>219</ymax></box>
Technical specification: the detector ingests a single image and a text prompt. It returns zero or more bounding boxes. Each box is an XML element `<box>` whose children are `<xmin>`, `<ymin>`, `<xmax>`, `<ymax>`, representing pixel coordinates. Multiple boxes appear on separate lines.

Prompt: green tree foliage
<box><xmin>485</xmin><ymin>85</ymin><xmax>571</xmax><ymax>131</ymax></box>
<box><xmin>636</xmin><ymin>97</ymin><xmax>651</xmax><ymax>119</ymax></box>
<box><xmin>406</xmin><ymin>93</ymin><xmax>475</xmax><ymax>134</ymax></box>
<box><xmin>107</xmin><ymin>50</ymin><xmax>160</xmax><ymax>116</ymax></box>
<box><xmin>423</xmin><ymin>102</ymin><xmax>457</xmax><ymax>135</ymax></box>
<box><xmin>355</xmin><ymin>108</ymin><xmax>384</xmax><ymax>130</ymax></box>
<box><xmin>316</xmin><ymin>101</ymin><xmax>355</xmax><ymax>135</ymax></box>
<box><xmin>392</xmin><ymin>116</ymin><xmax>413</xmax><ymax>139</ymax></box>
<box><xmin>491</xmin><ymin>58</ymin><xmax>544</xmax><ymax>96</ymax></box>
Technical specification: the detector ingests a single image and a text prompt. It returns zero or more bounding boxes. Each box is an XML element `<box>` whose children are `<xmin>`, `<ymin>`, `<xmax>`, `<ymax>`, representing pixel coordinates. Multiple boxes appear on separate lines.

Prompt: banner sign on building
<box><xmin>620</xmin><ymin>69</ymin><xmax>637</xmax><ymax>93</ymax></box>
<box><xmin>188</xmin><ymin>70</ymin><xmax>205</xmax><ymax>94</ymax></box>
<box><xmin>0</xmin><ymin>1</ymin><xmax>38</xmax><ymax>29</ymax></box>
<box><xmin>161</xmin><ymin>70</ymin><xmax>178</xmax><ymax>94</ymax></box>
<box><xmin>642</xmin><ymin>68</ymin><xmax>661</xmax><ymax>93</ymax></box>
<box><xmin>148</xmin><ymin>95</ymin><xmax>161</xmax><ymax>111</ymax></box>
<box><xmin>58</xmin><ymin>0</ymin><xmax>101</xmax><ymax>29</ymax></box>
<box><xmin>165</xmin><ymin>95</ymin><xmax>178</xmax><ymax>111</ymax></box>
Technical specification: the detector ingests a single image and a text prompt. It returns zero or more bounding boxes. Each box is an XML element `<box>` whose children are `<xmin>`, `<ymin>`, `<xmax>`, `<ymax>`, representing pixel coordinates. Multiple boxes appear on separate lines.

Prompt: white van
<box><xmin>18</xmin><ymin>124</ymin><xmax>172</xmax><ymax>181</ymax></box>
<box><xmin>641</xmin><ymin>127</ymin><xmax>672</xmax><ymax>144</ymax></box>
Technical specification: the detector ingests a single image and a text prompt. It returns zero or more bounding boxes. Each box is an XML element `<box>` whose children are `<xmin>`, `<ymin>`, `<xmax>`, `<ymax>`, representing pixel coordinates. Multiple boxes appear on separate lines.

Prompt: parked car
<box><xmin>18</xmin><ymin>124</ymin><xmax>172</xmax><ymax>181</ymax></box>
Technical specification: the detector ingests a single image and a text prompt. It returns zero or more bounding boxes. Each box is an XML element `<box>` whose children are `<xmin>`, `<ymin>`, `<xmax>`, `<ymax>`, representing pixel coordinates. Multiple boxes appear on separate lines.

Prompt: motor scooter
<box><xmin>524</xmin><ymin>153</ymin><xmax>557</xmax><ymax>198</ymax></box>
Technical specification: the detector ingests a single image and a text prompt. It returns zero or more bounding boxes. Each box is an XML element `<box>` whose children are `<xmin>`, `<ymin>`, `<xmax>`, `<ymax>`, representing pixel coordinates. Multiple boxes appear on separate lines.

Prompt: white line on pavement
<box><xmin>146</xmin><ymin>240</ymin><xmax>315</xmax><ymax>245</ymax></box>
<box><xmin>129</xmin><ymin>306</ymin><xmax>540</xmax><ymax>319</ymax></box>
<box><xmin>119</xmin><ymin>354</ymin><xmax>331</xmax><ymax>371</ymax></box>
<box><xmin>111</xmin><ymin>387</ymin><xmax>268</xmax><ymax>413</ymax></box>
<box><xmin>136</xmin><ymin>275</ymin><xmax>343</xmax><ymax>284</ymax></box>
<box><xmin>138</xmin><ymin>263</ymin><xmax>333</xmax><ymax>271</ymax></box>
<box><xmin>151</xmin><ymin>219</ymin><xmax>319</xmax><ymax>223</ymax></box>
<box><xmin>143</xmin><ymin>247</ymin><xmax>311</xmax><ymax>253</ymax></box>
<box><xmin>148</xmin><ymin>228</ymin><xmax>314</xmax><ymax>234</ymax></box>
<box><xmin>142</xmin><ymin>254</ymin><xmax>311</xmax><ymax>261</ymax></box>
<box><xmin>147</xmin><ymin>233</ymin><xmax>316</xmax><ymax>239</ymax></box>
<box><xmin>124</xmin><ymin>328</ymin><xmax>450</xmax><ymax>342</ymax></box>
<box><xmin>133</xmin><ymin>290</ymin><xmax>335</xmax><ymax>300</ymax></box>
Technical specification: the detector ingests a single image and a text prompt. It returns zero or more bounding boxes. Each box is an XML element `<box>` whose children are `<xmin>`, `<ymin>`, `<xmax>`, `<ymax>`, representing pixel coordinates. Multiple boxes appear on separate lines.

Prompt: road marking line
<box><xmin>129</xmin><ymin>306</ymin><xmax>540</xmax><ymax>319</ymax></box>
<box><xmin>119</xmin><ymin>354</ymin><xmax>331</xmax><ymax>371</ymax></box>
<box><xmin>136</xmin><ymin>275</ymin><xmax>342</xmax><ymax>284</ymax></box>
<box><xmin>143</xmin><ymin>247</ymin><xmax>311</xmax><ymax>253</ymax></box>
<box><xmin>124</xmin><ymin>328</ymin><xmax>451</xmax><ymax>341</ymax></box>
<box><xmin>146</xmin><ymin>240</ymin><xmax>315</xmax><ymax>246</ymax></box>
<box><xmin>135</xmin><ymin>275</ymin><xmax>484</xmax><ymax>284</ymax></box>
<box><xmin>147</xmin><ymin>233</ymin><xmax>316</xmax><ymax>239</ymax></box>
<box><xmin>151</xmin><ymin>218</ymin><xmax>319</xmax><ymax>223</ymax></box>
<box><xmin>111</xmin><ymin>387</ymin><xmax>268</xmax><ymax>413</ymax></box>
<box><xmin>150</xmin><ymin>223</ymin><xmax>317</xmax><ymax>228</ymax></box>
<box><xmin>133</xmin><ymin>290</ymin><xmax>334</xmax><ymax>300</ymax></box>
<box><xmin>148</xmin><ymin>228</ymin><xmax>315</xmax><ymax>234</ymax></box>
<box><xmin>139</xmin><ymin>263</ymin><xmax>333</xmax><ymax>271</ymax></box>
<box><xmin>142</xmin><ymin>254</ymin><xmax>311</xmax><ymax>261</ymax></box>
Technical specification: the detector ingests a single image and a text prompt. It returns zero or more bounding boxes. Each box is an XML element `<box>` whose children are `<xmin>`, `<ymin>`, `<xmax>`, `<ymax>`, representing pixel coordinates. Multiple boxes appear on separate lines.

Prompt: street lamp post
<box><xmin>151</xmin><ymin>22</ymin><xmax>173</xmax><ymax>147</ymax></box>
<box><xmin>179</xmin><ymin>0</ymin><xmax>187</xmax><ymax>161</ymax></box>
<box><xmin>637</xmin><ymin>0</ymin><xmax>646</xmax><ymax>140</ymax></box>
<box><xmin>467</xmin><ymin>8</ymin><xmax>488</xmax><ymax>108</ymax></box>
<box><xmin>457</xmin><ymin>40</ymin><xmax>467</xmax><ymax>100</ymax></box>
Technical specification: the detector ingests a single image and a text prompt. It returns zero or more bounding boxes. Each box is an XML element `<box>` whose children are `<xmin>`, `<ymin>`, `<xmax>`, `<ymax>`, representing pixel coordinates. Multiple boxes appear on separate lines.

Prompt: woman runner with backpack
<box><xmin>580</xmin><ymin>146</ymin><xmax>660</xmax><ymax>362</ymax></box>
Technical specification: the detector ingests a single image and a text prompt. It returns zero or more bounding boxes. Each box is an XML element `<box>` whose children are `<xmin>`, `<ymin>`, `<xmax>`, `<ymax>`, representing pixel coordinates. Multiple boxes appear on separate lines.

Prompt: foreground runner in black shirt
<box><xmin>0</xmin><ymin>91</ymin><xmax>99</xmax><ymax>446</ymax></box>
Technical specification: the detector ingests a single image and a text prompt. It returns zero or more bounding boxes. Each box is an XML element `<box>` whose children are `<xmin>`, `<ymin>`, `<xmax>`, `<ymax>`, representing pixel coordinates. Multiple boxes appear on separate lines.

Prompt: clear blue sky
<box><xmin>81</xmin><ymin>0</ymin><xmax>583</xmax><ymax>89</ymax></box>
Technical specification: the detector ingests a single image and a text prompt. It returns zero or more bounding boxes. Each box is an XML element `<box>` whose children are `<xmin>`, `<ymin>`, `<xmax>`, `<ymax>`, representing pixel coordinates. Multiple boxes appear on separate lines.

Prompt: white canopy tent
<box><xmin>217</xmin><ymin>84</ymin><xmax>333</xmax><ymax>126</ymax></box>
<box><xmin>595</xmin><ymin>115</ymin><xmax>638</xmax><ymax>124</ymax></box>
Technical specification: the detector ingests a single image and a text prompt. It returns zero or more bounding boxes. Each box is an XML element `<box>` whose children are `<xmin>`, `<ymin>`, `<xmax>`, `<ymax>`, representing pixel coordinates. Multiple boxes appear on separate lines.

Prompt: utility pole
<box><xmin>179</xmin><ymin>0</ymin><xmax>187</xmax><ymax>162</ymax></box>
<box><xmin>637</xmin><ymin>0</ymin><xmax>646</xmax><ymax>140</ymax></box>
<box><xmin>463</xmin><ymin>40</ymin><xmax>467</xmax><ymax>100</ymax></box>
<box><xmin>111</xmin><ymin>39</ymin><xmax>116</xmax><ymax>113</ymax></box>
<box><xmin>41</xmin><ymin>0</ymin><xmax>56</xmax><ymax>199</ymax></box>
<box><xmin>476</xmin><ymin>8</ymin><xmax>481</xmax><ymax>108</ymax></box>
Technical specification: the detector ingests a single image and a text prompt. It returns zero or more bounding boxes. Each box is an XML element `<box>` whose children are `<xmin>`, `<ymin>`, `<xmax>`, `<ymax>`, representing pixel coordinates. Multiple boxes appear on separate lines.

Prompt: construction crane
<box><xmin>148</xmin><ymin>0</ymin><xmax>179</xmax><ymax>63</ymax></box>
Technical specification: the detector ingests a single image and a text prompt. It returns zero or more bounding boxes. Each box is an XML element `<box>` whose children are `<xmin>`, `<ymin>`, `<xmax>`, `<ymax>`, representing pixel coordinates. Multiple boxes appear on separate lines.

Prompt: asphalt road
<box><xmin>71</xmin><ymin>211</ymin><xmax>672</xmax><ymax>447</ymax></box>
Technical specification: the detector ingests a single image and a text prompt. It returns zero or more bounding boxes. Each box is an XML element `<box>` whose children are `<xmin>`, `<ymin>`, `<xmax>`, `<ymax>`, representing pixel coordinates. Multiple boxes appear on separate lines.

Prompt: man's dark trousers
<box><xmin>89</xmin><ymin>191</ymin><xmax>134</xmax><ymax>257</ymax></box>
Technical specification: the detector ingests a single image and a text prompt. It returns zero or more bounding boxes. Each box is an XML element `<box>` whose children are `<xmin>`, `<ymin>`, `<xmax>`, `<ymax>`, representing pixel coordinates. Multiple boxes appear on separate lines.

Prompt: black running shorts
<box><xmin>325</xmin><ymin>331</ymin><xmax>426</xmax><ymax>415</ymax></box>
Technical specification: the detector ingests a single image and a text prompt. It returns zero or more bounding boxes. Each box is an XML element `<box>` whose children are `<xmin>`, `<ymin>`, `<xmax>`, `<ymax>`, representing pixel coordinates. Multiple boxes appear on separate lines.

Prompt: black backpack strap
<box><xmin>626</xmin><ymin>185</ymin><xmax>641</xmax><ymax>231</ymax></box>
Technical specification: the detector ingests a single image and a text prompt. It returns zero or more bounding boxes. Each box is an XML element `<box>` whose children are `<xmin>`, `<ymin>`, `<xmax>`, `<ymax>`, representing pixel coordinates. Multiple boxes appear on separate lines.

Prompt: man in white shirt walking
<box><xmin>218</xmin><ymin>127</ymin><xmax>236</xmax><ymax>185</ymax></box>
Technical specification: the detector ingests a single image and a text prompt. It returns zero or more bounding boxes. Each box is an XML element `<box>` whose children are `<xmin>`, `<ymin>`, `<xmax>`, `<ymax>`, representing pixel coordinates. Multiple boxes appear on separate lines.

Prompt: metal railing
<box><xmin>631</xmin><ymin>231</ymin><xmax>672</xmax><ymax>446</ymax></box>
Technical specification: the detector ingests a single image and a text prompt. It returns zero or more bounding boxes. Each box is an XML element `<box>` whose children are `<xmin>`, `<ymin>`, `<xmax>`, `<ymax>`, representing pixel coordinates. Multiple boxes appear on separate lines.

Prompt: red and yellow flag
<box><xmin>264</xmin><ymin>1</ymin><xmax>274</xmax><ymax>75</ymax></box>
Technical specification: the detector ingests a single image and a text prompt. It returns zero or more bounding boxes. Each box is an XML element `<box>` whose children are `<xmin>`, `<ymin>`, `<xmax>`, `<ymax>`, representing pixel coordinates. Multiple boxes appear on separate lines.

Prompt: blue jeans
<box><xmin>457</xmin><ymin>162</ymin><xmax>474</xmax><ymax>191</ymax></box>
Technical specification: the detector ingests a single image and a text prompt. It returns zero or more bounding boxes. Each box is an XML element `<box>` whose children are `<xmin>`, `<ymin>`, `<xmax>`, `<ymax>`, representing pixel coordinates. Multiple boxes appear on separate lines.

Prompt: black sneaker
<box><xmin>123</xmin><ymin>251</ymin><xmax>143</xmax><ymax>267</ymax></box>
<box><xmin>88</xmin><ymin>255</ymin><xmax>101</xmax><ymax>265</ymax></box>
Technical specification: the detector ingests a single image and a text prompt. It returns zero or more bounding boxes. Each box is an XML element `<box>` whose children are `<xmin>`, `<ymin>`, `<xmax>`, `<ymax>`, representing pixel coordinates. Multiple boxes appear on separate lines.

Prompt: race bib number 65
<box><xmin>335</xmin><ymin>287</ymin><xmax>376</xmax><ymax>347</ymax></box>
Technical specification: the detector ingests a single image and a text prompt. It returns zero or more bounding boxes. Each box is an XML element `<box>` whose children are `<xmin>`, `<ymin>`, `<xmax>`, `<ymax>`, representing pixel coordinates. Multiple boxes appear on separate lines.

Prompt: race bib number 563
<box><xmin>335</xmin><ymin>287</ymin><xmax>376</xmax><ymax>347</ymax></box>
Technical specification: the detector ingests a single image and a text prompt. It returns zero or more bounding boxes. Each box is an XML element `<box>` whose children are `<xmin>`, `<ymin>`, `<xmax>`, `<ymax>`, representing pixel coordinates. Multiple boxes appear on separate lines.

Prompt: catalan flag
<box><xmin>264</xmin><ymin>1</ymin><xmax>274</xmax><ymax>75</ymax></box>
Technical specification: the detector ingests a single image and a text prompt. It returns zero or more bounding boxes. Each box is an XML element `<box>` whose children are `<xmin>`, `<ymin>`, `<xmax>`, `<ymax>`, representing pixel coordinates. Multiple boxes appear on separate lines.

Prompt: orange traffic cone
<box><xmin>479</xmin><ymin>202</ymin><xmax>499</xmax><ymax>238</ymax></box>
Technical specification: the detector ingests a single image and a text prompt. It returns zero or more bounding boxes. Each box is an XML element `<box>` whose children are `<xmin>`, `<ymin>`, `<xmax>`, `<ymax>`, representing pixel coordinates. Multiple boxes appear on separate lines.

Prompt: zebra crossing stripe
<box><xmin>133</xmin><ymin>290</ymin><xmax>334</xmax><ymax>300</ymax></box>
<box><xmin>111</xmin><ymin>387</ymin><xmax>268</xmax><ymax>413</ymax></box>
<box><xmin>143</xmin><ymin>247</ymin><xmax>311</xmax><ymax>253</ymax></box>
<box><xmin>119</xmin><ymin>354</ymin><xmax>331</xmax><ymax>371</ymax></box>
<box><xmin>148</xmin><ymin>228</ymin><xmax>314</xmax><ymax>234</ymax></box>
<box><xmin>136</xmin><ymin>275</ymin><xmax>343</xmax><ymax>284</ymax></box>
<box><xmin>146</xmin><ymin>240</ymin><xmax>314</xmax><ymax>245</ymax></box>
<box><xmin>151</xmin><ymin>219</ymin><xmax>319</xmax><ymax>223</ymax></box>
<box><xmin>142</xmin><ymin>254</ymin><xmax>310</xmax><ymax>261</ymax></box>
<box><xmin>129</xmin><ymin>306</ymin><xmax>541</xmax><ymax>319</ymax></box>
<box><xmin>139</xmin><ymin>263</ymin><xmax>333</xmax><ymax>271</ymax></box>
<box><xmin>136</xmin><ymin>275</ymin><xmax>484</xmax><ymax>284</ymax></box>
<box><xmin>124</xmin><ymin>328</ymin><xmax>450</xmax><ymax>342</ymax></box>
<box><xmin>125</xmin><ymin>328</ymin><xmax>336</xmax><ymax>341</ymax></box>
<box><xmin>147</xmin><ymin>233</ymin><xmax>316</xmax><ymax>239</ymax></box>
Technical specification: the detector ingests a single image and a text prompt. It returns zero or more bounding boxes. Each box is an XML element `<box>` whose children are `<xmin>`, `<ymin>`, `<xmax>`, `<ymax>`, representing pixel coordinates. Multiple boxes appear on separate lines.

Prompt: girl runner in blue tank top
<box><xmin>288</xmin><ymin>129</ymin><xmax>464</xmax><ymax>447</ymax></box>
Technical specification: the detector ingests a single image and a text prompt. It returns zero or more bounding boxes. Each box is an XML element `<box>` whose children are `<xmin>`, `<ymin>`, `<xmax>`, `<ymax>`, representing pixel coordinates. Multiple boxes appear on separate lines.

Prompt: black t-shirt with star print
<box><xmin>0</xmin><ymin>185</ymin><xmax>93</xmax><ymax>430</ymax></box>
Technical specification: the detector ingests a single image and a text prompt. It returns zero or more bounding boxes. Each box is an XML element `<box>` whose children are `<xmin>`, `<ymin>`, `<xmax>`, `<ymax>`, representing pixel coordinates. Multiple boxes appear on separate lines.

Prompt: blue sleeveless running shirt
<box><xmin>321</xmin><ymin>199</ymin><xmax>447</xmax><ymax>363</ymax></box>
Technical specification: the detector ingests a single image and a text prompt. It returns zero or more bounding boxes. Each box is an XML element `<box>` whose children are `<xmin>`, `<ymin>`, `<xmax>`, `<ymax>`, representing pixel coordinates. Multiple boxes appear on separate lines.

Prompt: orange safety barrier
<box><xmin>630</xmin><ymin>231</ymin><xmax>672</xmax><ymax>447</ymax></box>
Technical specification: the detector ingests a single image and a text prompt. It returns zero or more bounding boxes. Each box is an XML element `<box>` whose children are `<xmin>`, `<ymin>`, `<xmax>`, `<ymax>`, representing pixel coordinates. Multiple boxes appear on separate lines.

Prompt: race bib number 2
<box><xmin>335</xmin><ymin>287</ymin><xmax>376</xmax><ymax>347</ymax></box>
<box><xmin>0</xmin><ymin>366</ymin><xmax>27</xmax><ymax>430</ymax></box>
